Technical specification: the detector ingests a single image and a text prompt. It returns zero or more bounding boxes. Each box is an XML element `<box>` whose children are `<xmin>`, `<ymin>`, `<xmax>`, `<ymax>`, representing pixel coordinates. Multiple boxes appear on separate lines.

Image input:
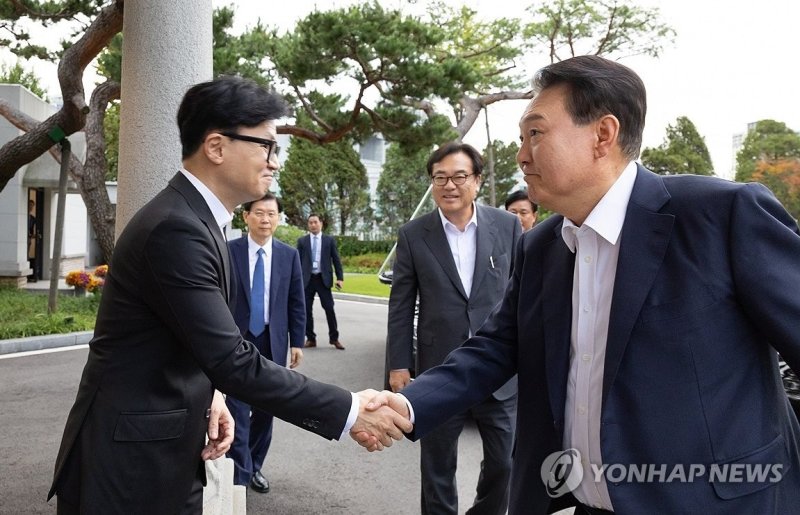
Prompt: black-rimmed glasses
<box><xmin>431</xmin><ymin>173</ymin><xmax>475</xmax><ymax>186</ymax></box>
<box><xmin>220</xmin><ymin>132</ymin><xmax>280</xmax><ymax>161</ymax></box>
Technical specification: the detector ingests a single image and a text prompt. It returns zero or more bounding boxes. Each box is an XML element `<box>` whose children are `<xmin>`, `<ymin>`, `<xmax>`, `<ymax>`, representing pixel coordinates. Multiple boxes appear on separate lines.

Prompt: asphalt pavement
<box><xmin>0</xmin><ymin>297</ymin><xmax>489</xmax><ymax>514</ymax></box>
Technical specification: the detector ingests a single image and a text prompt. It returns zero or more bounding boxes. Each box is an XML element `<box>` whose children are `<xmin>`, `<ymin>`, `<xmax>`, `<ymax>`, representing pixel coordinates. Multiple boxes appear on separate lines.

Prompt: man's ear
<box><xmin>204</xmin><ymin>133</ymin><xmax>225</xmax><ymax>164</ymax></box>
<box><xmin>594</xmin><ymin>114</ymin><xmax>620</xmax><ymax>159</ymax></box>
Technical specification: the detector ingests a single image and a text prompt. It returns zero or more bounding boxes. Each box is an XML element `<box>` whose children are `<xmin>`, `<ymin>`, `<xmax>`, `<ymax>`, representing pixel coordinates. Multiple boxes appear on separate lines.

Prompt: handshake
<box><xmin>350</xmin><ymin>389</ymin><xmax>413</xmax><ymax>452</ymax></box>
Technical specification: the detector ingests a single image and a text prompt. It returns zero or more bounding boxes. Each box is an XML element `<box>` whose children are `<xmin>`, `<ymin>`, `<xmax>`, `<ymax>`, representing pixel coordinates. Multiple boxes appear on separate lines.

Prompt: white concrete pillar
<box><xmin>116</xmin><ymin>0</ymin><xmax>213</xmax><ymax>236</ymax></box>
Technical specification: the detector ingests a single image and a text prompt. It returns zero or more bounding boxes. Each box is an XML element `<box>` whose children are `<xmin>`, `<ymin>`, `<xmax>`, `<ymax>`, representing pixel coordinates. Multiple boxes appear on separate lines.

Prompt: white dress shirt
<box><xmin>438</xmin><ymin>204</ymin><xmax>478</xmax><ymax>299</ymax></box>
<box><xmin>180</xmin><ymin>168</ymin><xmax>232</xmax><ymax>234</ymax></box>
<box><xmin>561</xmin><ymin>161</ymin><xmax>637</xmax><ymax>511</ymax></box>
<box><xmin>179</xmin><ymin>168</ymin><xmax>359</xmax><ymax>440</ymax></box>
<box><xmin>247</xmin><ymin>235</ymin><xmax>272</xmax><ymax>326</ymax></box>
<box><xmin>309</xmin><ymin>233</ymin><xmax>322</xmax><ymax>273</ymax></box>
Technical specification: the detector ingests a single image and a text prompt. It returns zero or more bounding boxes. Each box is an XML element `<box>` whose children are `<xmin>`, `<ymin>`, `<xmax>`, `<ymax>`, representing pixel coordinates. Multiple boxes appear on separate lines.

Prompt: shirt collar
<box><xmin>438</xmin><ymin>202</ymin><xmax>478</xmax><ymax>232</ymax></box>
<box><xmin>561</xmin><ymin>161</ymin><xmax>637</xmax><ymax>252</ymax></box>
<box><xmin>247</xmin><ymin>234</ymin><xmax>273</xmax><ymax>254</ymax></box>
<box><xmin>180</xmin><ymin>168</ymin><xmax>233</xmax><ymax>231</ymax></box>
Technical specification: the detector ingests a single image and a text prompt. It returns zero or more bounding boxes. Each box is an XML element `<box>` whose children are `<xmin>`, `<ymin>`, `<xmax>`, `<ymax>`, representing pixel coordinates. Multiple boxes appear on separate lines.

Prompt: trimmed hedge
<box><xmin>333</xmin><ymin>235</ymin><xmax>394</xmax><ymax>257</ymax></box>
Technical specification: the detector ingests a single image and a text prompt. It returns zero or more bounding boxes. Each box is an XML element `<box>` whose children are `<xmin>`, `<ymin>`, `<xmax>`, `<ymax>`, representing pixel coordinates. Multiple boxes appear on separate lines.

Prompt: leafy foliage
<box><xmin>749</xmin><ymin>159</ymin><xmax>800</xmax><ymax>220</ymax></box>
<box><xmin>524</xmin><ymin>0</ymin><xmax>675</xmax><ymax>62</ymax></box>
<box><xmin>375</xmin><ymin>143</ymin><xmax>434</xmax><ymax>237</ymax></box>
<box><xmin>279</xmin><ymin>111</ymin><xmax>371</xmax><ymax>234</ymax></box>
<box><xmin>479</xmin><ymin>140</ymin><xmax>522</xmax><ymax>205</ymax></box>
<box><xmin>735</xmin><ymin>120</ymin><xmax>800</xmax><ymax>183</ymax></box>
<box><xmin>0</xmin><ymin>60</ymin><xmax>48</xmax><ymax>99</ymax></box>
<box><xmin>640</xmin><ymin>116</ymin><xmax>713</xmax><ymax>175</ymax></box>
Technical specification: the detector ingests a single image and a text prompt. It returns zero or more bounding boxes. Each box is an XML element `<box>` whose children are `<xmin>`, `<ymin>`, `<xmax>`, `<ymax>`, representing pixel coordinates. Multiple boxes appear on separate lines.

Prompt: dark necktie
<box><xmin>249</xmin><ymin>248</ymin><xmax>265</xmax><ymax>337</ymax></box>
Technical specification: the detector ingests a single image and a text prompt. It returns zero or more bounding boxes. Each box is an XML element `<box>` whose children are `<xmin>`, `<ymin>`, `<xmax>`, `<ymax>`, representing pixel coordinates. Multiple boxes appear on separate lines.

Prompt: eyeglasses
<box><xmin>220</xmin><ymin>132</ymin><xmax>280</xmax><ymax>161</ymax></box>
<box><xmin>431</xmin><ymin>173</ymin><xmax>475</xmax><ymax>186</ymax></box>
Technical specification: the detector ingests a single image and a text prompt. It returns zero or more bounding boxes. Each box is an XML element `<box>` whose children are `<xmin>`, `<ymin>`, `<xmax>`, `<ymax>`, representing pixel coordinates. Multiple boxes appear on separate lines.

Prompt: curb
<box><xmin>0</xmin><ymin>330</ymin><xmax>93</xmax><ymax>355</ymax></box>
<box><xmin>0</xmin><ymin>294</ymin><xmax>386</xmax><ymax>356</ymax></box>
<box><xmin>332</xmin><ymin>292</ymin><xmax>388</xmax><ymax>305</ymax></box>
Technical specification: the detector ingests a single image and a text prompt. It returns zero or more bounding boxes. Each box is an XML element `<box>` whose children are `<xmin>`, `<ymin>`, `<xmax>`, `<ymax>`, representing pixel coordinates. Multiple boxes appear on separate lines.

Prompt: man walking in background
<box><xmin>226</xmin><ymin>192</ymin><xmax>306</xmax><ymax>494</ymax></box>
<box><xmin>386</xmin><ymin>142</ymin><xmax>521</xmax><ymax>515</ymax></box>
<box><xmin>298</xmin><ymin>214</ymin><xmax>345</xmax><ymax>350</ymax></box>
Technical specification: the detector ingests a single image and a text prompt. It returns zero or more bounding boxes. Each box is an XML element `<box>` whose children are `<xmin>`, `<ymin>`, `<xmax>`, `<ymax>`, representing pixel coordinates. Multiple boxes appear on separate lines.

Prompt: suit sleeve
<box><xmin>142</xmin><ymin>217</ymin><xmax>350</xmax><ymax>440</ymax></box>
<box><xmin>386</xmin><ymin>226</ymin><xmax>418</xmax><ymax>371</ymax></box>
<box><xmin>330</xmin><ymin>236</ymin><xmax>344</xmax><ymax>280</ymax></box>
<box><xmin>288</xmin><ymin>249</ymin><xmax>306</xmax><ymax>348</ymax></box>
<box><xmin>730</xmin><ymin>183</ymin><xmax>800</xmax><ymax>372</ymax></box>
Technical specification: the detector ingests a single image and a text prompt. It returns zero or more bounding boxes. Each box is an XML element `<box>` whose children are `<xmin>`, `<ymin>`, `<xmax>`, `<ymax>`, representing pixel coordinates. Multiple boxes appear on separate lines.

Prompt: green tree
<box><xmin>375</xmin><ymin>143</ymin><xmax>433</xmax><ymax>237</ymax></box>
<box><xmin>479</xmin><ymin>140</ymin><xmax>521</xmax><ymax>205</ymax></box>
<box><xmin>279</xmin><ymin>106</ymin><xmax>372</xmax><ymax>234</ymax></box>
<box><xmin>735</xmin><ymin>120</ymin><xmax>800</xmax><ymax>183</ymax></box>
<box><xmin>0</xmin><ymin>60</ymin><xmax>48</xmax><ymax>100</ymax></box>
<box><xmin>640</xmin><ymin>116</ymin><xmax>713</xmax><ymax>175</ymax></box>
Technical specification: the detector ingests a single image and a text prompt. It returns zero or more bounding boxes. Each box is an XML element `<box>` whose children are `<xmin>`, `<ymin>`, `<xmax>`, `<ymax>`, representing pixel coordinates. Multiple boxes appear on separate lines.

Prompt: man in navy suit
<box><xmin>297</xmin><ymin>214</ymin><xmax>345</xmax><ymax>350</ymax></box>
<box><xmin>366</xmin><ymin>55</ymin><xmax>800</xmax><ymax>514</ymax></box>
<box><xmin>226</xmin><ymin>192</ymin><xmax>306</xmax><ymax>494</ymax></box>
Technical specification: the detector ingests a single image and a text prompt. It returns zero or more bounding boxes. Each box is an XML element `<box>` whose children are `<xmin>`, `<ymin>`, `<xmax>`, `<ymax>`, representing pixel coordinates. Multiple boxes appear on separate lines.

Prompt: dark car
<box><xmin>779</xmin><ymin>357</ymin><xmax>800</xmax><ymax>420</ymax></box>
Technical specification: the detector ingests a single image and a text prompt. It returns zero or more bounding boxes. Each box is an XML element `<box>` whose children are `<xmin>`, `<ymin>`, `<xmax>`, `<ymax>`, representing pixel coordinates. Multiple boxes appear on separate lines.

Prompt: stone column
<box><xmin>115</xmin><ymin>0</ymin><xmax>213</xmax><ymax>236</ymax></box>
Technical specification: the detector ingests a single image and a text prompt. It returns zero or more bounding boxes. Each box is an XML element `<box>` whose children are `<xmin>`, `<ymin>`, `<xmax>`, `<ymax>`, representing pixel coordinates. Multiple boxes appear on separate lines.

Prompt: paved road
<box><xmin>0</xmin><ymin>299</ymin><xmax>488</xmax><ymax>514</ymax></box>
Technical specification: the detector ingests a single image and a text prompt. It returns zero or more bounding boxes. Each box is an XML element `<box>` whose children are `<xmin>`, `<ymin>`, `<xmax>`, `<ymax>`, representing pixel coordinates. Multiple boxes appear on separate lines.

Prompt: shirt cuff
<box><xmin>339</xmin><ymin>392</ymin><xmax>360</xmax><ymax>440</ymax></box>
<box><xmin>397</xmin><ymin>393</ymin><xmax>415</xmax><ymax>425</ymax></box>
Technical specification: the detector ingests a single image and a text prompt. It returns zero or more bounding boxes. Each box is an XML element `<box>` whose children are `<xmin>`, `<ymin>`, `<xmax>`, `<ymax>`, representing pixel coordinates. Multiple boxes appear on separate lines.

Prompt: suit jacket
<box><xmin>49</xmin><ymin>173</ymin><xmax>351</xmax><ymax>513</ymax></box>
<box><xmin>400</xmin><ymin>166</ymin><xmax>800</xmax><ymax>514</ymax></box>
<box><xmin>228</xmin><ymin>235</ymin><xmax>306</xmax><ymax>367</ymax></box>
<box><xmin>297</xmin><ymin>233</ymin><xmax>343</xmax><ymax>289</ymax></box>
<box><xmin>387</xmin><ymin>203</ymin><xmax>521</xmax><ymax>400</ymax></box>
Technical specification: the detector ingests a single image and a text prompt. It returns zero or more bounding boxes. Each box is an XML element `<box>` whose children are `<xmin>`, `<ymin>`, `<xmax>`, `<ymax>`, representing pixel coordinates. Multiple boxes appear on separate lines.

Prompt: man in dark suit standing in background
<box><xmin>48</xmin><ymin>76</ymin><xmax>411</xmax><ymax>514</ymax></box>
<box><xmin>226</xmin><ymin>192</ymin><xmax>306</xmax><ymax>495</ymax></box>
<box><xmin>386</xmin><ymin>142</ymin><xmax>521</xmax><ymax>515</ymax></box>
<box><xmin>368</xmin><ymin>55</ymin><xmax>800</xmax><ymax>514</ymax></box>
<box><xmin>297</xmin><ymin>214</ymin><xmax>345</xmax><ymax>350</ymax></box>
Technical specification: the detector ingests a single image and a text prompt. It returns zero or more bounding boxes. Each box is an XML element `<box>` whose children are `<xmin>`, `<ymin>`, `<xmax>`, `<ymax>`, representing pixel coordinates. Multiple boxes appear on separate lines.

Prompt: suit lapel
<box><xmin>422</xmin><ymin>211</ymin><xmax>468</xmax><ymax>300</ymax></box>
<box><xmin>471</xmin><ymin>205</ymin><xmax>496</xmax><ymax>296</ymax></box>
<box><xmin>602</xmin><ymin>167</ymin><xmax>674</xmax><ymax>405</ymax></box>
<box><xmin>541</xmin><ymin>221</ymin><xmax>576</xmax><ymax>428</ymax></box>
<box><xmin>168</xmin><ymin>173</ymin><xmax>231</xmax><ymax>302</ymax></box>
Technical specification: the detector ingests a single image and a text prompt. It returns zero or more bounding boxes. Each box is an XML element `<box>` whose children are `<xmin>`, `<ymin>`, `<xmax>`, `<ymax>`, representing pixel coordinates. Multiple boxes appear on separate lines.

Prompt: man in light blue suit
<box><xmin>367</xmin><ymin>55</ymin><xmax>800</xmax><ymax>514</ymax></box>
<box><xmin>226</xmin><ymin>192</ymin><xmax>306</xmax><ymax>493</ymax></box>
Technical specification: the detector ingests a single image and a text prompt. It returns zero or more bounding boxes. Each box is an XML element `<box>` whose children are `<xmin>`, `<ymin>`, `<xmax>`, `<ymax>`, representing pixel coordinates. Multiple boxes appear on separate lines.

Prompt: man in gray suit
<box><xmin>386</xmin><ymin>142</ymin><xmax>521</xmax><ymax>515</ymax></box>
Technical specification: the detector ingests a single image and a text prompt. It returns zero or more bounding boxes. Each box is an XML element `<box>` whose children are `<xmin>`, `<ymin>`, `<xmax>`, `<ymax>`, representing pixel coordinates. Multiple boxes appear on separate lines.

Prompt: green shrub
<box><xmin>341</xmin><ymin>253</ymin><xmax>386</xmax><ymax>273</ymax></box>
<box><xmin>334</xmin><ymin>236</ymin><xmax>394</xmax><ymax>256</ymax></box>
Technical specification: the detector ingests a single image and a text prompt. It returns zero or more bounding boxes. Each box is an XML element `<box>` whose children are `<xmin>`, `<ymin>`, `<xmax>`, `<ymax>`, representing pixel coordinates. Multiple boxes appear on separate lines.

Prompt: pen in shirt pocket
<box><xmin>490</xmin><ymin>256</ymin><xmax>495</xmax><ymax>269</ymax></box>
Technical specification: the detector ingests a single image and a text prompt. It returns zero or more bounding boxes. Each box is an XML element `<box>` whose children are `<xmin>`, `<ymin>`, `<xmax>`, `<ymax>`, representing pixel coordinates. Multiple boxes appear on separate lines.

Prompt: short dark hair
<box><xmin>426</xmin><ymin>142</ymin><xmax>484</xmax><ymax>177</ymax></box>
<box><xmin>307</xmin><ymin>213</ymin><xmax>321</xmax><ymax>222</ymax></box>
<box><xmin>242</xmin><ymin>192</ymin><xmax>282</xmax><ymax>213</ymax></box>
<box><xmin>177</xmin><ymin>76</ymin><xmax>289</xmax><ymax>159</ymax></box>
<box><xmin>504</xmin><ymin>188</ymin><xmax>537</xmax><ymax>212</ymax></box>
<box><xmin>532</xmin><ymin>55</ymin><xmax>646</xmax><ymax>161</ymax></box>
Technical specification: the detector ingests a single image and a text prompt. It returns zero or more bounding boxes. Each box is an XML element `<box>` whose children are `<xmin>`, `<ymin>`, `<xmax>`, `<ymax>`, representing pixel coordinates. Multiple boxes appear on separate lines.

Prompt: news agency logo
<box><xmin>540</xmin><ymin>448</ymin><xmax>584</xmax><ymax>498</ymax></box>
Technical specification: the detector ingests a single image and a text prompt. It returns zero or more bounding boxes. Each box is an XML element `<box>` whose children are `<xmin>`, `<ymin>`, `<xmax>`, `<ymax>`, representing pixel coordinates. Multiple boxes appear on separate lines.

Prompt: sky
<box><xmin>5</xmin><ymin>0</ymin><xmax>798</xmax><ymax>179</ymax></box>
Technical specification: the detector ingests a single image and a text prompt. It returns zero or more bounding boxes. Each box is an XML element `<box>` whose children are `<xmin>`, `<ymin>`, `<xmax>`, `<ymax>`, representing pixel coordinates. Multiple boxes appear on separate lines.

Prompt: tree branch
<box><xmin>0</xmin><ymin>0</ymin><xmax>123</xmax><ymax>192</ymax></box>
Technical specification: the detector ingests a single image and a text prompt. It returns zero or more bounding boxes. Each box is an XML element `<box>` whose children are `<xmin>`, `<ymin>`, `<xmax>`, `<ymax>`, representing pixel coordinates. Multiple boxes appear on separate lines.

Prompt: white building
<box><xmin>0</xmin><ymin>84</ymin><xmax>90</xmax><ymax>287</ymax></box>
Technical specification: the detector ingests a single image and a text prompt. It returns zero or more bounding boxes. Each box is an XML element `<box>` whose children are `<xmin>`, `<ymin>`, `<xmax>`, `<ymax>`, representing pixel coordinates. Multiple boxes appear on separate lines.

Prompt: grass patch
<box><xmin>340</xmin><ymin>273</ymin><xmax>390</xmax><ymax>298</ymax></box>
<box><xmin>0</xmin><ymin>287</ymin><xmax>99</xmax><ymax>339</ymax></box>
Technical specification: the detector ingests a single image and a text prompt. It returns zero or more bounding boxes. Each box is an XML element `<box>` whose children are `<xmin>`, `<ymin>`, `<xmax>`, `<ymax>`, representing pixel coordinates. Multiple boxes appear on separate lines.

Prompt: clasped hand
<box><xmin>349</xmin><ymin>389</ymin><xmax>412</xmax><ymax>452</ymax></box>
